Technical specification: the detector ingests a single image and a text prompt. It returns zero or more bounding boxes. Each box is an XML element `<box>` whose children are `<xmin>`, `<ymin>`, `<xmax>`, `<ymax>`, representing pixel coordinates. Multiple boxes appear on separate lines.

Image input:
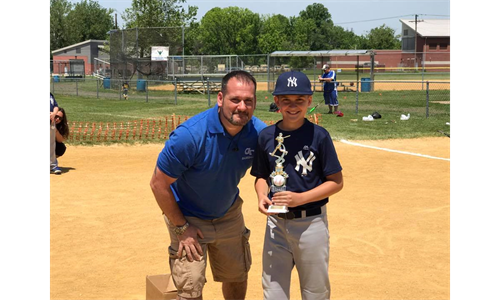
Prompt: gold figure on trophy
<box><xmin>268</xmin><ymin>133</ymin><xmax>290</xmax><ymax>213</ymax></box>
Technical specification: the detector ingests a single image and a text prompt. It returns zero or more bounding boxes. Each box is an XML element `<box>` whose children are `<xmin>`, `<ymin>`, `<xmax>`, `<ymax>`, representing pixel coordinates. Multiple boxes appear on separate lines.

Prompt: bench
<box><xmin>174</xmin><ymin>76</ymin><xmax>223</xmax><ymax>94</ymax></box>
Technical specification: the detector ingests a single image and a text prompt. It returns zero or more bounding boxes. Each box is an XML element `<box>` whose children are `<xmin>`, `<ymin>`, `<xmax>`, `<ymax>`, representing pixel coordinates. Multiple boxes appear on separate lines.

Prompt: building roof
<box><xmin>270</xmin><ymin>50</ymin><xmax>374</xmax><ymax>57</ymax></box>
<box><xmin>400</xmin><ymin>19</ymin><xmax>450</xmax><ymax>37</ymax></box>
<box><xmin>52</xmin><ymin>39</ymin><xmax>106</xmax><ymax>55</ymax></box>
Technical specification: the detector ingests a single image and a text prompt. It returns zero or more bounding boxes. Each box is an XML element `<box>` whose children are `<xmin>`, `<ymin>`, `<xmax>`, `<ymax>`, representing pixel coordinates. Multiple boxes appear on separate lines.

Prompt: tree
<box><xmin>50</xmin><ymin>0</ymin><xmax>73</xmax><ymax>55</ymax></box>
<box><xmin>196</xmin><ymin>7</ymin><xmax>260</xmax><ymax>55</ymax></box>
<box><xmin>297</xmin><ymin>3</ymin><xmax>335</xmax><ymax>50</ymax></box>
<box><xmin>65</xmin><ymin>0</ymin><xmax>114</xmax><ymax>45</ymax></box>
<box><xmin>257</xmin><ymin>14</ymin><xmax>292</xmax><ymax>54</ymax></box>
<box><xmin>365</xmin><ymin>24</ymin><xmax>401</xmax><ymax>49</ymax></box>
<box><xmin>50</xmin><ymin>0</ymin><xmax>113</xmax><ymax>58</ymax></box>
<box><xmin>122</xmin><ymin>0</ymin><xmax>198</xmax><ymax>28</ymax></box>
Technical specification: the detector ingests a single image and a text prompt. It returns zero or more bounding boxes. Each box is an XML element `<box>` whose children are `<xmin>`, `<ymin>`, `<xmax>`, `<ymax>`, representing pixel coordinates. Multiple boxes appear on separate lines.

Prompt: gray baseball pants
<box><xmin>262</xmin><ymin>206</ymin><xmax>330</xmax><ymax>300</ymax></box>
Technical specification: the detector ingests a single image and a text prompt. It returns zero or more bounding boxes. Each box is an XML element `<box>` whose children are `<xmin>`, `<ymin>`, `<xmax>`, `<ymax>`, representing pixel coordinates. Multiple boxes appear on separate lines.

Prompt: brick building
<box><xmin>51</xmin><ymin>40</ymin><xmax>109</xmax><ymax>76</ymax></box>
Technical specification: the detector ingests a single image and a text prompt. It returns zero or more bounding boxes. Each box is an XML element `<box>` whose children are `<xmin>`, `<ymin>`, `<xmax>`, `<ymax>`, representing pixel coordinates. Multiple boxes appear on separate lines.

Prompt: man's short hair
<box><xmin>221</xmin><ymin>71</ymin><xmax>257</xmax><ymax>95</ymax></box>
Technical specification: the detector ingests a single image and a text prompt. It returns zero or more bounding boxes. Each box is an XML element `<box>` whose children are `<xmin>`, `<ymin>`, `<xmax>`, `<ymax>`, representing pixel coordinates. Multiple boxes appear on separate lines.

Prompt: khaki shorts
<box><xmin>164</xmin><ymin>197</ymin><xmax>252</xmax><ymax>299</ymax></box>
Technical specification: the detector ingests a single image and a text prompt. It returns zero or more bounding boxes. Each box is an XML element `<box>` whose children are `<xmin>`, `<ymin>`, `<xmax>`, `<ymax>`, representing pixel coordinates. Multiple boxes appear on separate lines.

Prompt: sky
<box><xmin>68</xmin><ymin>0</ymin><xmax>450</xmax><ymax>36</ymax></box>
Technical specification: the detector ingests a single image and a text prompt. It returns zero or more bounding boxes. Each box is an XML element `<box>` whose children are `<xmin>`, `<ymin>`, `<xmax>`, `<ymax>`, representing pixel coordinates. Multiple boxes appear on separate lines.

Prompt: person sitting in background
<box><xmin>50</xmin><ymin>93</ymin><xmax>61</xmax><ymax>174</ymax></box>
<box><xmin>54</xmin><ymin>107</ymin><xmax>69</xmax><ymax>158</ymax></box>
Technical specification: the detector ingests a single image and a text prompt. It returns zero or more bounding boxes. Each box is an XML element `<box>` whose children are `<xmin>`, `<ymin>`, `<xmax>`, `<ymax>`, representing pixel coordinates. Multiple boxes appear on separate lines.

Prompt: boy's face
<box><xmin>274</xmin><ymin>94</ymin><xmax>312</xmax><ymax>124</ymax></box>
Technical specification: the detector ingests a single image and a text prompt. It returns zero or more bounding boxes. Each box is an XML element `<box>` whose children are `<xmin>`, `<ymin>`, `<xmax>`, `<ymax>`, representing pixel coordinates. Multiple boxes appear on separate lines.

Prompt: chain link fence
<box><xmin>50</xmin><ymin>76</ymin><xmax>449</xmax><ymax>119</ymax></box>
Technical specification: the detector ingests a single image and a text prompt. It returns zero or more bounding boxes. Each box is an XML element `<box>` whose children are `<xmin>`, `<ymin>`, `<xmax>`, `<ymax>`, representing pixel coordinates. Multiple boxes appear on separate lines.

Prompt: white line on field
<box><xmin>339</xmin><ymin>139</ymin><xmax>450</xmax><ymax>161</ymax></box>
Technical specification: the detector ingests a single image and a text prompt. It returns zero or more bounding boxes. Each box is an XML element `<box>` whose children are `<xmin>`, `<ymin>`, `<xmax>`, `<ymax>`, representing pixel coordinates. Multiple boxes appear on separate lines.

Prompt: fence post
<box><xmin>207</xmin><ymin>78</ymin><xmax>211</xmax><ymax>107</ymax></box>
<box><xmin>174</xmin><ymin>77</ymin><xmax>177</xmax><ymax>105</ymax></box>
<box><xmin>355</xmin><ymin>80</ymin><xmax>359</xmax><ymax>114</ymax></box>
<box><xmin>52</xmin><ymin>77</ymin><xmax>55</xmax><ymax>94</ymax></box>
<box><xmin>76</xmin><ymin>79</ymin><xmax>78</xmax><ymax>97</ymax></box>
<box><xmin>96</xmin><ymin>78</ymin><xmax>99</xmax><ymax>99</ymax></box>
<box><xmin>119</xmin><ymin>79</ymin><xmax>122</xmax><ymax>100</ymax></box>
<box><xmin>146</xmin><ymin>80</ymin><xmax>149</xmax><ymax>103</ymax></box>
<box><xmin>426</xmin><ymin>81</ymin><xmax>430</xmax><ymax>118</ymax></box>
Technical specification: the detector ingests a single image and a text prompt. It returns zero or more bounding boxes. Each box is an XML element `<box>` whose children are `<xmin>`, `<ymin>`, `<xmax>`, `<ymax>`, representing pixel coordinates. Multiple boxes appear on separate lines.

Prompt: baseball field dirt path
<box><xmin>50</xmin><ymin>137</ymin><xmax>450</xmax><ymax>300</ymax></box>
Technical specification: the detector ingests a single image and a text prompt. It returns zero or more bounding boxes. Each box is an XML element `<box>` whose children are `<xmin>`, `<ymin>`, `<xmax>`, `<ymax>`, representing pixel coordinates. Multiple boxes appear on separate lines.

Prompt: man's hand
<box><xmin>177</xmin><ymin>224</ymin><xmax>204</xmax><ymax>262</ymax></box>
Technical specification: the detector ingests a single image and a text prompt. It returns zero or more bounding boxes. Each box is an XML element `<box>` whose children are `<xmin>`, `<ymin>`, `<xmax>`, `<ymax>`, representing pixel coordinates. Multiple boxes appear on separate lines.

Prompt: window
<box><xmin>76</xmin><ymin>48</ymin><xmax>81</xmax><ymax>54</ymax></box>
<box><xmin>429</xmin><ymin>43</ymin><xmax>437</xmax><ymax>50</ymax></box>
<box><xmin>439</xmin><ymin>43</ymin><xmax>448</xmax><ymax>50</ymax></box>
<box><xmin>403</xmin><ymin>29</ymin><xmax>408</xmax><ymax>36</ymax></box>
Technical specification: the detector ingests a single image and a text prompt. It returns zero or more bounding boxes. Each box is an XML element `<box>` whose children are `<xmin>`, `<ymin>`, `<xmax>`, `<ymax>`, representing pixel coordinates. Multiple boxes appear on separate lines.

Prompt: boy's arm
<box><xmin>255</xmin><ymin>177</ymin><xmax>273</xmax><ymax>215</ymax></box>
<box><xmin>271</xmin><ymin>171</ymin><xmax>343</xmax><ymax>208</ymax></box>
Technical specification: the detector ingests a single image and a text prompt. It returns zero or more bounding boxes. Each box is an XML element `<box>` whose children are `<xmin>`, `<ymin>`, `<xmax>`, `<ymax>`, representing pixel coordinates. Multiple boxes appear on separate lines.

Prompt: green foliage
<box><xmin>365</xmin><ymin>24</ymin><xmax>401</xmax><ymax>49</ymax></box>
<box><xmin>122</xmin><ymin>0</ymin><xmax>198</xmax><ymax>28</ymax></box>
<box><xmin>50</xmin><ymin>0</ymin><xmax>114</xmax><ymax>55</ymax></box>
<box><xmin>196</xmin><ymin>7</ymin><xmax>261</xmax><ymax>55</ymax></box>
<box><xmin>50</xmin><ymin>1</ymin><xmax>405</xmax><ymax>60</ymax></box>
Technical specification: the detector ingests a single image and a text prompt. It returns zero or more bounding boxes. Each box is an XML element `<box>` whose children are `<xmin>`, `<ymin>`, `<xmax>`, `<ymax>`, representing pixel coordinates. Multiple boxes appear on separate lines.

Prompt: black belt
<box><xmin>277</xmin><ymin>206</ymin><xmax>323</xmax><ymax>220</ymax></box>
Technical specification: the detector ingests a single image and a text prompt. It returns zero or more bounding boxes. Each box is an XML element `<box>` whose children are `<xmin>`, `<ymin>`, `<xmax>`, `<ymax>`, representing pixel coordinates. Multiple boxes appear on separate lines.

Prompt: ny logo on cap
<box><xmin>287</xmin><ymin>77</ymin><xmax>297</xmax><ymax>87</ymax></box>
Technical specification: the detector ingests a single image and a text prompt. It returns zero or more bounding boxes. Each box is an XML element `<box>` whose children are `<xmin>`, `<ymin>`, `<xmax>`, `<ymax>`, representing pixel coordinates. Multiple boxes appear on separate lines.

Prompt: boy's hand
<box><xmin>272</xmin><ymin>191</ymin><xmax>303</xmax><ymax>208</ymax></box>
<box><xmin>258</xmin><ymin>196</ymin><xmax>274</xmax><ymax>215</ymax></box>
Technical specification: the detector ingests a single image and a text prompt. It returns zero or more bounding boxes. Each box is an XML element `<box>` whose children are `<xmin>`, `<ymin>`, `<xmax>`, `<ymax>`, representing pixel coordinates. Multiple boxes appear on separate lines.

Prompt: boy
<box><xmin>251</xmin><ymin>71</ymin><xmax>344</xmax><ymax>300</ymax></box>
<box><xmin>318</xmin><ymin>64</ymin><xmax>339</xmax><ymax>115</ymax></box>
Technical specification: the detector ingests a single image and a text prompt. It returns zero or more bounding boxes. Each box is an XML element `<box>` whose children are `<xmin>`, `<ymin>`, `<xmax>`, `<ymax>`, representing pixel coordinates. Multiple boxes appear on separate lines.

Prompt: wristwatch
<box><xmin>174</xmin><ymin>221</ymin><xmax>190</xmax><ymax>235</ymax></box>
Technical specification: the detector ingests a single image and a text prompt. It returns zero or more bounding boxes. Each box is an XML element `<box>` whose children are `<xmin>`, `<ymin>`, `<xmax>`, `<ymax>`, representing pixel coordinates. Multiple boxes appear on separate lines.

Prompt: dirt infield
<box><xmin>149</xmin><ymin>81</ymin><xmax>450</xmax><ymax>92</ymax></box>
<box><xmin>50</xmin><ymin>137</ymin><xmax>450</xmax><ymax>300</ymax></box>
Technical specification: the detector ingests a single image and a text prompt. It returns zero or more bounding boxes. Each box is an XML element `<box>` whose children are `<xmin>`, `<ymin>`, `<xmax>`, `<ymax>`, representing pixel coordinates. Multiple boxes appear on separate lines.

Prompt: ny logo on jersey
<box><xmin>287</xmin><ymin>76</ymin><xmax>297</xmax><ymax>87</ymax></box>
<box><xmin>295</xmin><ymin>150</ymin><xmax>316</xmax><ymax>176</ymax></box>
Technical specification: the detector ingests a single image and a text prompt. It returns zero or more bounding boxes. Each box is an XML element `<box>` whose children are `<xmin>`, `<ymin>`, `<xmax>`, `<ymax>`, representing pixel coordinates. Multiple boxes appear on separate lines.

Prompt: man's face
<box><xmin>217</xmin><ymin>77</ymin><xmax>256</xmax><ymax>128</ymax></box>
<box><xmin>323</xmin><ymin>67</ymin><xmax>330</xmax><ymax>73</ymax></box>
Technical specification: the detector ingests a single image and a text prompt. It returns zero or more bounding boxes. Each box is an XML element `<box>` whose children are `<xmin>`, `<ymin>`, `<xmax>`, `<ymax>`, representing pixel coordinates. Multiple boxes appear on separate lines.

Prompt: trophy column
<box><xmin>268</xmin><ymin>133</ymin><xmax>290</xmax><ymax>213</ymax></box>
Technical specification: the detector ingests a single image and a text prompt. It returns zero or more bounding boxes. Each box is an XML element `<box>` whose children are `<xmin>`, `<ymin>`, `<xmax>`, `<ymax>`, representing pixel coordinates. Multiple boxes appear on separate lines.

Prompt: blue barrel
<box><xmin>103</xmin><ymin>77</ymin><xmax>111</xmax><ymax>89</ymax></box>
<box><xmin>361</xmin><ymin>78</ymin><xmax>371</xmax><ymax>92</ymax></box>
<box><xmin>53</xmin><ymin>75</ymin><xmax>60</xmax><ymax>82</ymax></box>
<box><xmin>137</xmin><ymin>79</ymin><xmax>146</xmax><ymax>91</ymax></box>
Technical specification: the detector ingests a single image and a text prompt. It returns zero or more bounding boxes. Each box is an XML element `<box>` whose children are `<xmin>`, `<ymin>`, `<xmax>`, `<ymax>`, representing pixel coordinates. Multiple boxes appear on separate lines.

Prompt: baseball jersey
<box><xmin>50</xmin><ymin>93</ymin><xmax>58</xmax><ymax>112</ymax></box>
<box><xmin>156</xmin><ymin>105</ymin><xmax>267</xmax><ymax>219</ymax></box>
<box><xmin>251</xmin><ymin>119</ymin><xmax>342</xmax><ymax>211</ymax></box>
<box><xmin>322</xmin><ymin>70</ymin><xmax>337</xmax><ymax>92</ymax></box>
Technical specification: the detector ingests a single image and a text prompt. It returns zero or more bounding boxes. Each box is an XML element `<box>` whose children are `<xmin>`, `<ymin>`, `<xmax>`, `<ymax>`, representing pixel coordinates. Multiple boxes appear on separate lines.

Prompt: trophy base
<box><xmin>267</xmin><ymin>205</ymin><xmax>288</xmax><ymax>213</ymax></box>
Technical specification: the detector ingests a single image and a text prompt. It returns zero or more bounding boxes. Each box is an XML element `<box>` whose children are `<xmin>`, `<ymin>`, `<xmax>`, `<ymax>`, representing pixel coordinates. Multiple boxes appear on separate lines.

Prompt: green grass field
<box><xmin>53</xmin><ymin>82</ymin><xmax>450</xmax><ymax>144</ymax></box>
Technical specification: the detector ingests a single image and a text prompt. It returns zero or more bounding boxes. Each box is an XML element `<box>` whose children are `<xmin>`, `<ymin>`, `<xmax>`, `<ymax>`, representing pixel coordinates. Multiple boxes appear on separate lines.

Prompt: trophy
<box><xmin>268</xmin><ymin>133</ymin><xmax>290</xmax><ymax>213</ymax></box>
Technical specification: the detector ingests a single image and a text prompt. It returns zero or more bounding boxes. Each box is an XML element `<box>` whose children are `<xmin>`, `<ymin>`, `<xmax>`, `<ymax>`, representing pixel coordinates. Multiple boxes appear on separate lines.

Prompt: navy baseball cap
<box><xmin>272</xmin><ymin>71</ymin><xmax>313</xmax><ymax>96</ymax></box>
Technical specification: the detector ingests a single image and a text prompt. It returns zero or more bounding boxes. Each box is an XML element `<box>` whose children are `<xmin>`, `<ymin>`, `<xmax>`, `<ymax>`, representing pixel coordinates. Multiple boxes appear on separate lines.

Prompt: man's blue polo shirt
<box><xmin>156</xmin><ymin>105</ymin><xmax>267</xmax><ymax>219</ymax></box>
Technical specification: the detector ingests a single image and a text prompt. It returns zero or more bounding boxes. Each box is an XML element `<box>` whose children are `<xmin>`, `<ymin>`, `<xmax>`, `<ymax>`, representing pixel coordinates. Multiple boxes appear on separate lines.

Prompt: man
<box><xmin>150</xmin><ymin>71</ymin><xmax>267</xmax><ymax>300</ymax></box>
<box><xmin>318</xmin><ymin>64</ymin><xmax>339</xmax><ymax>115</ymax></box>
<box><xmin>50</xmin><ymin>93</ymin><xmax>62</xmax><ymax>174</ymax></box>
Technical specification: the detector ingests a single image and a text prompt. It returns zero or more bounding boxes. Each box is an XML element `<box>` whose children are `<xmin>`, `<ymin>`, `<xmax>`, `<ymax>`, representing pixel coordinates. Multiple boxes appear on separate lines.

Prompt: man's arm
<box><xmin>150</xmin><ymin>166</ymin><xmax>204</xmax><ymax>261</ymax></box>
<box><xmin>150</xmin><ymin>166</ymin><xmax>185</xmax><ymax>225</ymax></box>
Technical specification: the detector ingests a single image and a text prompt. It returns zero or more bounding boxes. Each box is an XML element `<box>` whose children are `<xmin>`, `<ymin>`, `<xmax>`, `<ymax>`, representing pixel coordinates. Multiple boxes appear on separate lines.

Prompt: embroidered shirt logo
<box><xmin>242</xmin><ymin>147</ymin><xmax>254</xmax><ymax>160</ymax></box>
<box><xmin>287</xmin><ymin>76</ymin><xmax>297</xmax><ymax>87</ymax></box>
<box><xmin>294</xmin><ymin>150</ymin><xmax>315</xmax><ymax>176</ymax></box>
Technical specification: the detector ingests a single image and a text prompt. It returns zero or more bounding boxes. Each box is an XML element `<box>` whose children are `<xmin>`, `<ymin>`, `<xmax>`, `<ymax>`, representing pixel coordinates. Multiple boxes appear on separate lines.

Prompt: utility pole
<box><xmin>413</xmin><ymin>14</ymin><xmax>423</xmax><ymax>69</ymax></box>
